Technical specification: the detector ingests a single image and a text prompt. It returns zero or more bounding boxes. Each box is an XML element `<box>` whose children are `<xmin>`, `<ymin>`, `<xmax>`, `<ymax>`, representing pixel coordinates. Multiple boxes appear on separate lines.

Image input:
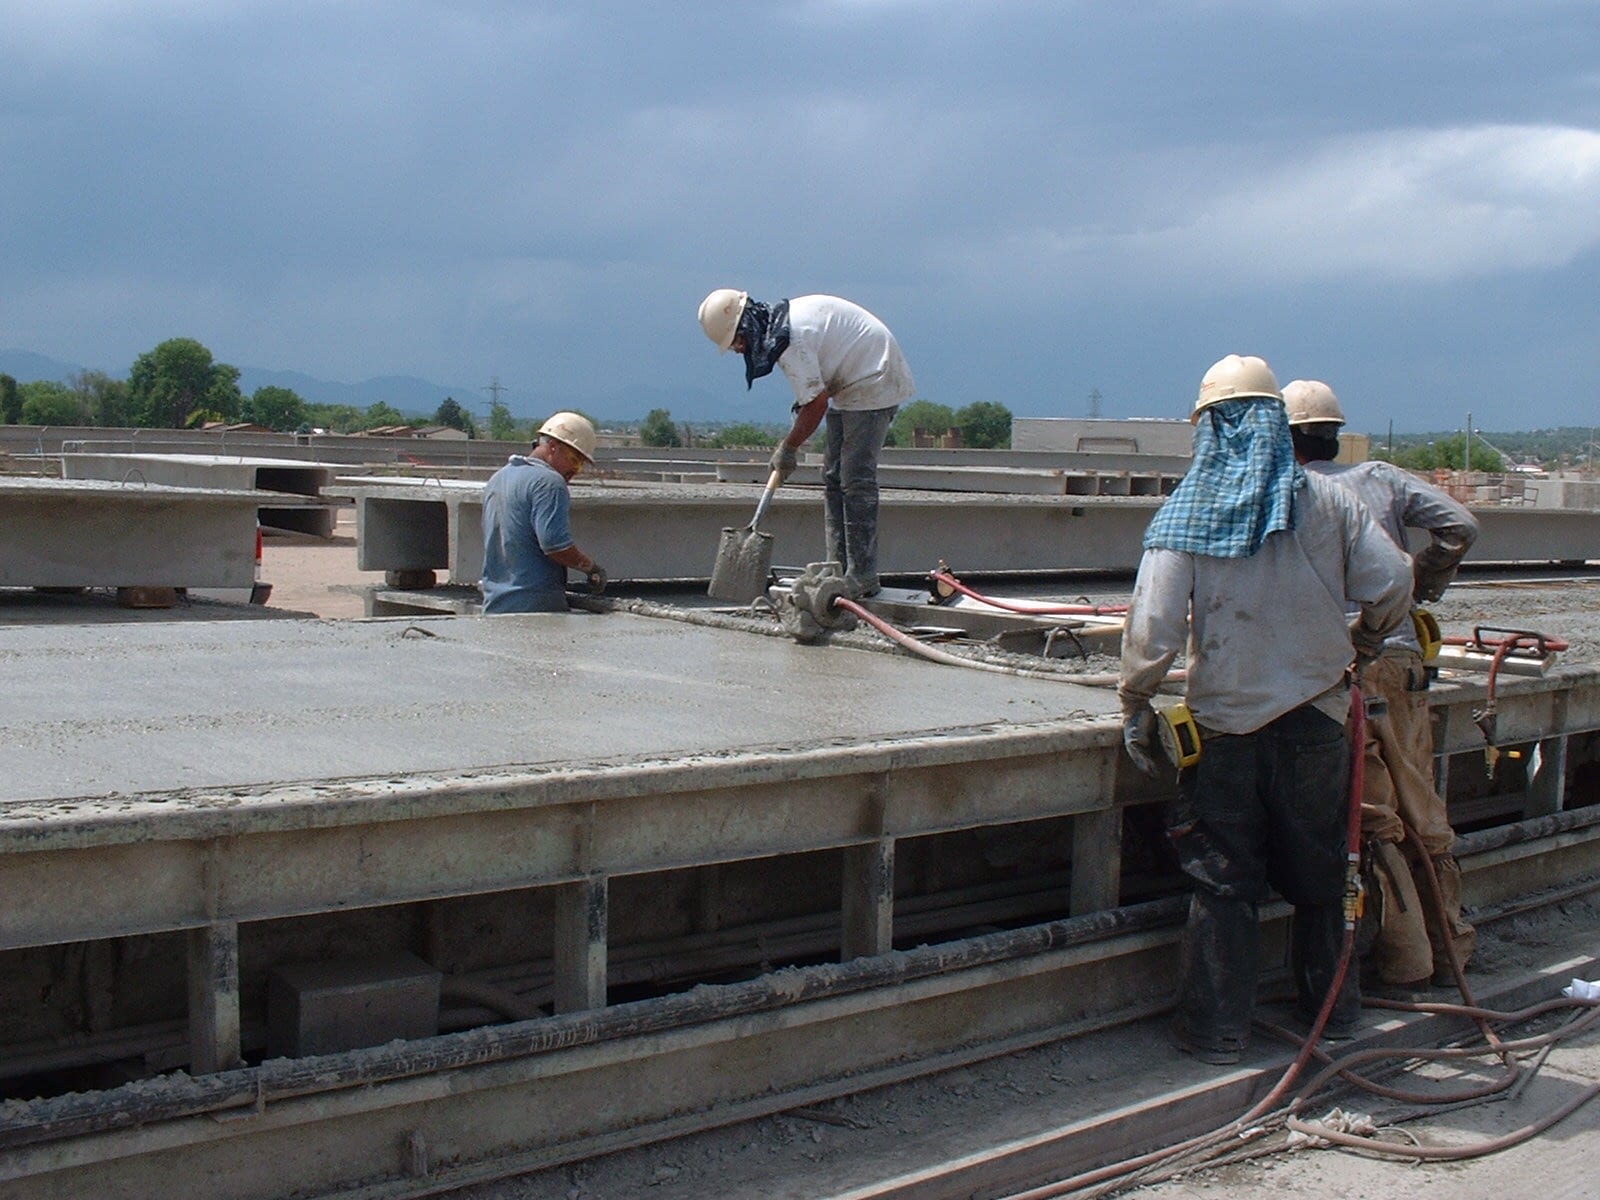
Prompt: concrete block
<box><xmin>268</xmin><ymin>951</ymin><xmax>441</xmax><ymax>1058</ymax></box>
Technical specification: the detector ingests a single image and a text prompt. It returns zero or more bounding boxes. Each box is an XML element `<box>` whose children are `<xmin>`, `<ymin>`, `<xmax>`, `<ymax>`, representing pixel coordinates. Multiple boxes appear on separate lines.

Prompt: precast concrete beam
<box><xmin>58</xmin><ymin>453</ymin><xmax>340</xmax><ymax>536</ymax></box>
<box><xmin>0</xmin><ymin>477</ymin><xmax>293</xmax><ymax>590</ymax></box>
<box><xmin>330</xmin><ymin>475</ymin><xmax>1600</xmax><ymax>589</ymax></box>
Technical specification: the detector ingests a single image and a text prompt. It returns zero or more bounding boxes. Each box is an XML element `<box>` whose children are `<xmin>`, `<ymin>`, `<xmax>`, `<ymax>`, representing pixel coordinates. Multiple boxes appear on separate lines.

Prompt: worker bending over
<box><xmin>1284</xmin><ymin>379</ymin><xmax>1479</xmax><ymax>993</ymax></box>
<box><xmin>1120</xmin><ymin>355</ymin><xmax>1412</xmax><ymax>1064</ymax></box>
<box><xmin>480</xmin><ymin>412</ymin><xmax>607</xmax><ymax>614</ymax></box>
<box><xmin>698</xmin><ymin>289</ymin><xmax>914</xmax><ymax>598</ymax></box>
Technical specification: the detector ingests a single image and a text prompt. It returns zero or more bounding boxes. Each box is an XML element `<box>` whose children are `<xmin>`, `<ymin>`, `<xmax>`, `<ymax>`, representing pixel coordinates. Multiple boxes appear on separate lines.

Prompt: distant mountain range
<box><xmin>0</xmin><ymin>348</ymin><xmax>745</xmax><ymax>426</ymax></box>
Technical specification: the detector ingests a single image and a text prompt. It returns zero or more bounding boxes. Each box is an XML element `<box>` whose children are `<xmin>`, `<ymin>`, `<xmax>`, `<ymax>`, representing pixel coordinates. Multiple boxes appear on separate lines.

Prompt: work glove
<box><xmin>1121</xmin><ymin>702</ymin><xmax>1161</xmax><ymax>777</ymax></box>
<box><xmin>769</xmin><ymin>442</ymin><xmax>798</xmax><ymax>484</ymax></box>
<box><xmin>1412</xmin><ymin>563</ymin><xmax>1456</xmax><ymax>604</ymax></box>
<box><xmin>585</xmin><ymin>562</ymin><xmax>608</xmax><ymax>596</ymax></box>
<box><xmin>1349</xmin><ymin>619</ymin><xmax>1385</xmax><ymax>672</ymax></box>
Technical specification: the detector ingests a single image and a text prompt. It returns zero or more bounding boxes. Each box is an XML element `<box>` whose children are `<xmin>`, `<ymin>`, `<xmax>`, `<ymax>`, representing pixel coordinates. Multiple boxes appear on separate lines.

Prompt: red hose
<box><xmin>929</xmin><ymin>568</ymin><xmax>1129</xmax><ymax>617</ymax></box>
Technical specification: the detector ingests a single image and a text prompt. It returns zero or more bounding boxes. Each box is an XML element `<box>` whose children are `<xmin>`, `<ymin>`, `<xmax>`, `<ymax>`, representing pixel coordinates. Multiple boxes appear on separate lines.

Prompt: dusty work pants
<box><xmin>1359</xmin><ymin>648</ymin><xmax>1475</xmax><ymax>985</ymax></box>
<box><xmin>822</xmin><ymin>405</ymin><xmax>897</xmax><ymax>596</ymax></box>
<box><xmin>1167</xmin><ymin>704</ymin><xmax>1358</xmax><ymax>1055</ymax></box>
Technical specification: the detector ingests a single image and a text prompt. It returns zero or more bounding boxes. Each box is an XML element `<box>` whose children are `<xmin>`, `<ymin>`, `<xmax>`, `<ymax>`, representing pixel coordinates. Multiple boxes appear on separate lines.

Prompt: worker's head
<box><xmin>698</xmin><ymin>288</ymin><xmax>749</xmax><ymax>354</ymax></box>
<box><xmin>1282</xmin><ymin>379</ymin><xmax>1344</xmax><ymax>463</ymax></box>
<box><xmin>1193</xmin><ymin>355</ymin><xmax>1281</xmax><ymax>424</ymax></box>
<box><xmin>536</xmin><ymin>411</ymin><xmax>596</xmax><ymax>480</ymax></box>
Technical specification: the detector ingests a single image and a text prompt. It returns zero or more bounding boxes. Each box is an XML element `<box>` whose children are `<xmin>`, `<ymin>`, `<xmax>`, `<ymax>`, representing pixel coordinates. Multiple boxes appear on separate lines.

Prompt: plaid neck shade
<box><xmin>1144</xmin><ymin>399</ymin><xmax>1303</xmax><ymax>559</ymax></box>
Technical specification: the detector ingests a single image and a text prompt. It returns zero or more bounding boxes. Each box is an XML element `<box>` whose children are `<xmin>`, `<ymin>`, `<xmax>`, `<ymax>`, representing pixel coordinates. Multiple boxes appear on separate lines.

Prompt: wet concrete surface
<box><xmin>0</xmin><ymin>608</ymin><xmax>1119</xmax><ymax>805</ymax></box>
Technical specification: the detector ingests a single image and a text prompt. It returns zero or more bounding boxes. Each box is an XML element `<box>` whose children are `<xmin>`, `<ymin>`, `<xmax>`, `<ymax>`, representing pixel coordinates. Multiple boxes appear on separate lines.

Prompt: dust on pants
<box><xmin>1359</xmin><ymin>648</ymin><xmax>1475</xmax><ymax>984</ymax></box>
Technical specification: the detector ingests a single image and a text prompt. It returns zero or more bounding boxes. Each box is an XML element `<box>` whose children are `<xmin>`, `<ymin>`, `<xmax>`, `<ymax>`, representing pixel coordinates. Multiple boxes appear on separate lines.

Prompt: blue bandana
<box><xmin>1144</xmin><ymin>398</ymin><xmax>1302</xmax><ymax>558</ymax></box>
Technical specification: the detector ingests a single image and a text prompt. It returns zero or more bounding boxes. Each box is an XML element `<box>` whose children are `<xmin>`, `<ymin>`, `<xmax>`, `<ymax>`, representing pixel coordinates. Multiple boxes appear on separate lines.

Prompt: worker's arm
<box><xmin>1118</xmin><ymin>548</ymin><xmax>1193</xmax><ymax>707</ymax></box>
<box><xmin>783</xmin><ymin>393</ymin><xmax>829</xmax><ymax>450</ymax></box>
<box><xmin>1400</xmin><ymin>471</ymin><xmax>1480</xmax><ymax>602</ymax></box>
<box><xmin>770</xmin><ymin>393</ymin><xmax>830</xmax><ymax>481</ymax></box>
<box><xmin>546</xmin><ymin>545</ymin><xmax>607</xmax><ymax>594</ymax></box>
<box><xmin>1341</xmin><ymin>499</ymin><xmax>1413</xmax><ymax>659</ymax></box>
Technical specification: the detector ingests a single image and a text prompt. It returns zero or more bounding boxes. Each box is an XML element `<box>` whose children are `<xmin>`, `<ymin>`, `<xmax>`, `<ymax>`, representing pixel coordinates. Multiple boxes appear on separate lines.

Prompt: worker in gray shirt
<box><xmin>1284</xmin><ymin>379</ymin><xmax>1479</xmax><ymax>994</ymax></box>
<box><xmin>1120</xmin><ymin>355</ymin><xmax>1412</xmax><ymax>1064</ymax></box>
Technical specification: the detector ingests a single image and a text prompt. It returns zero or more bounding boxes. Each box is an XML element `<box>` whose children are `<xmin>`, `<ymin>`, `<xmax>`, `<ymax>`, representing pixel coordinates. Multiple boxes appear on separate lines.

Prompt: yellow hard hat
<box><xmin>538</xmin><ymin>411</ymin><xmax>596</xmax><ymax>462</ymax></box>
<box><xmin>1282</xmin><ymin>379</ymin><xmax>1347</xmax><ymax>428</ymax></box>
<box><xmin>697</xmin><ymin>288</ymin><xmax>749</xmax><ymax>353</ymax></box>
<box><xmin>1194</xmin><ymin>354</ymin><xmax>1281</xmax><ymax>423</ymax></box>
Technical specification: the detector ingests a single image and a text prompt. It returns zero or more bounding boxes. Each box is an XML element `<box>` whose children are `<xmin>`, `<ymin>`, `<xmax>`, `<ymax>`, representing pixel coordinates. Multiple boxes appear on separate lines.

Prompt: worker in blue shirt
<box><xmin>481</xmin><ymin>412</ymin><xmax>606</xmax><ymax>613</ymax></box>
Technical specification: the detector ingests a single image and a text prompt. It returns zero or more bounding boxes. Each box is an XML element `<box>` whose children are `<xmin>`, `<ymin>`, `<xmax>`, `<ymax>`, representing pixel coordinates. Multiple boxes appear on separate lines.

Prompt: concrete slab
<box><xmin>0</xmin><ymin>610</ymin><xmax>1123</xmax><ymax>807</ymax></box>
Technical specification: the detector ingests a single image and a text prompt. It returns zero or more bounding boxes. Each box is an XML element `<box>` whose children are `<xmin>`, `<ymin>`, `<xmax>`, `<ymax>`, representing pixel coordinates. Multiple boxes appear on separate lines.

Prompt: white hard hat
<box><xmin>1282</xmin><ymin>379</ymin><xmax>1346</xmax><ymax>428</ymax></box>
<box><xmin>538</xmin><ymin>411</ymin><xmax>596</xmax><ymax>462</ymax></box>
<box><xmin>1193</xmin><ymin>354</ymin><xmax>1281</xmax><ymax>423</ymax></box>
<box><xmin>698</xmin><ymin>288</ymin><xmax>749</xmax><ymax>353</ymax></box>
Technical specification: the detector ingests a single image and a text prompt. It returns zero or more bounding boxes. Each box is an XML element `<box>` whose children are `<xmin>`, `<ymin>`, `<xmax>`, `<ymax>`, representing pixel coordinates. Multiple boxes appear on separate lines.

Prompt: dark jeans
<box><xmin>1167</xmin><ymin>702</ymin><xmax>1357</xmax><ymax>1051</ymax></box>
<box><xmin>822</xmin><ymin>406</ymin><xmax>896</xmax><ymax>593</ymax></box>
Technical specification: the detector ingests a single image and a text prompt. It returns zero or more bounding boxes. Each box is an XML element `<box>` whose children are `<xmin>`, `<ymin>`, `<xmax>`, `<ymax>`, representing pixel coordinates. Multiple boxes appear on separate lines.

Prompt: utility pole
<box><xmin>1087</xmin><ymin>388</ymin><xmax>1102</xmax><ymax>419</ymax></box>
<box><xmin>482</xmin><ymin>376</ymin><xmax>507</xmax><ymax>410</ymax></box>
<box><xmin>1465</xmin><ymin>411</ymin><xmax>1472</xmax><ymax>475</ymax></box>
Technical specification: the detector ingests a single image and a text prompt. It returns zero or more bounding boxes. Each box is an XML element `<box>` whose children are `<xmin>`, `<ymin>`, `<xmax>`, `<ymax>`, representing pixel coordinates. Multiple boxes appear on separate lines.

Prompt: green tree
<box><xmin>70</xmin><ymin>370</ymin><xmax>130</xmax><ymax>427</ymax></box>
<box><xmin>889</xmin><ymin>399</ymin><xmax>957</xmax><ymax>449</ymax></box>
<box><xmin>640</xmin><ymin>407</ymin><xmax>682</xmax><ymax>447</ymax></box>
<box><xmin>0</xmin><ymin>374</ymin><xmax>20</xmax><ymax>424</ymax></box>
<box><xmin>708</xmin><ymin>423</ymin><xmax>778</xmax><ymax>449</ymax></box>
<box><xmin>127</xmin><ymin>338</ymin><xmax>243</xmax><ymax>428</ymax></box>
<box><xmin>435</xmin><ymin>396</ymin><xmax>476</xmax><ymax>436</ymax></box>
<box><xmin>19</xmin><ymin>380</ymin><xmax>86</xmax><ymax>425</ymax></box>
<box><xmin>304</xmin><ymin>403</ymin><xmax>364</xmax><ymax>433</ymax></box>
<box><xmin>955</xmin><ymin>401</ymin><xmax>1012</xmax><ymax>449</ymax></box>
<box><xmin>487</xmin><ymin>400</ymin><xmax>522</xmax><ymax>441</ymax></box>
<box><xmin>245</xmin><ymin>385</ymin><xmax>309</xmax><ymax>431</ymax></box>
<box><xmin>361</xmin><ymin>401</ymin><xmax>407</xmax><ymax>429</ymax></box>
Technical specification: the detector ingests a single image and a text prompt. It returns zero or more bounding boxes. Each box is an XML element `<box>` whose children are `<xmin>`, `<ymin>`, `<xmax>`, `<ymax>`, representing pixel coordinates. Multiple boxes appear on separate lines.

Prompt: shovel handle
<box><xmin>749</xmin><ymin>469</ymin><xmax>781</xmax><ymax>529</ymax></box>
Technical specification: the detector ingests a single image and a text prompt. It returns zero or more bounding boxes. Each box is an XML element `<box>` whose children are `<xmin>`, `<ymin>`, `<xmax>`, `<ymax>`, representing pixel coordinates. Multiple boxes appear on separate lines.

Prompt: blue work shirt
<box><xmin>480</xmin><ymin>455</ymin><xmax>574</xmax><ymax>613</ymax></box>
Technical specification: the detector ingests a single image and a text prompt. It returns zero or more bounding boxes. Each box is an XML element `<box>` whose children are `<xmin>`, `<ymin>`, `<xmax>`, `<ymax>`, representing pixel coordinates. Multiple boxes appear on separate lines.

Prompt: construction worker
<box><xmin>1120</xmin><ymin>354</ymin><xmax>1412</xmax><ymax>1064</ymax></box>
<box><xmin>1284</xmin><ymin>379</ymin><xmax>1480</xmax><ymax>993</ymax></box>
<box><xmin>698</xmin><ymin>289</ymin><xmax>915</xmax><ymax>598</ymax></box>
<box><xmin>480</xmin><ymin>411</ymin><xmax>607</xmax><ymax>613</ymax></box>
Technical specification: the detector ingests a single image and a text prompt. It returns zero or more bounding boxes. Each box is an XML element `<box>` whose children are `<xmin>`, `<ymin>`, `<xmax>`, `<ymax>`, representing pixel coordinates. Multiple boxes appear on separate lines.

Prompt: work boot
<box><xmin>1368</xmin><ymin>840</ymin><xmax>1434</xmax><ymax>985</ymax></box>
<box><xmin>1424</xmin><ymin>853</ymin><xmax>1476</xmax><ymax>985</ymax></box>
<box><xmin>845</xmin><ymin>574</ymin><xmax>880</xmax><ymax>600</ymax></box>
<box><xmin>1169</xmin><ymin>1016</ymin><xmax>1244</xmax><ymax>1065</ymax></box>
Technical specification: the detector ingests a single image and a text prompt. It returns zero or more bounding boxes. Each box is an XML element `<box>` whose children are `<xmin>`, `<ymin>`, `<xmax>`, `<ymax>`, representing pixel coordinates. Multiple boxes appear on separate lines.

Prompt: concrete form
<box><xmin>58</xmin><ymin>452</ymin><xmax>341</xmax><ymax>536</ymax></box>
<box><xmin>328</xmin><ymin>476</ymin><xmax>1600</xmax><ymax>588</ymax></box>
<box><xmin>0</xmin><ymin>476</ymin><xmax>308</xmax><ymax>590</ymax></box>
<box><xmin>0</xmin><ymin>607</ymin><xmax>1597</xmax><ymax>1199</ymax></box>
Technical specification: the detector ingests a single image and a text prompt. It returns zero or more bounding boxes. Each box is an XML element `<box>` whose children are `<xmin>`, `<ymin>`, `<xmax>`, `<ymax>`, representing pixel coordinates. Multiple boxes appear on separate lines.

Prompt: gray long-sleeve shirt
<box><xmin>1119</xmin><ymin>470</ymin><xmax>1413</xmax><ymax>735</ymax></box>
<box><xmin>1304</xmin><ymin>459</ymin><xmax>1479</xmax><ymax>654</ymax></box>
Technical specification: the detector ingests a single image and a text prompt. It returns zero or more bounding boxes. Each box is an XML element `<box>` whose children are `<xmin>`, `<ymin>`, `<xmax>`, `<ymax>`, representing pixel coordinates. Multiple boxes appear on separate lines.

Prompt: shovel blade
<box><xmin>708</xmin><ymin>525</ymin><xmax>774</xmax><ymax>602</ymax></box>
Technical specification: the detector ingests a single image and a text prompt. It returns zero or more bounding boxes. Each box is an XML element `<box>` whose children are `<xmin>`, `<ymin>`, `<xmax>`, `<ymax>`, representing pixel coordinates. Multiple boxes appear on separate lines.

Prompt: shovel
<box><xmin>708</xmin><ymin>469</ymin><xmax>781</xmax><ymax>602</ymax></box>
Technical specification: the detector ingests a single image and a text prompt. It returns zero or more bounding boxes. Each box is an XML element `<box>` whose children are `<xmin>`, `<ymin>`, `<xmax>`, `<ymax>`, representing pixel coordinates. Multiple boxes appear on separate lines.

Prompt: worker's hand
<box><xmin>1122</xmin><ymin>702</ymin><xmax>1161</xmax><ymax>777</ymax></box>
<box><xmin>1413</xmin><ymin>564</ymin><xmax>1453</xmax><ymax>604</ymax></box>
<box><xmin>769</xmin><ymin>442</ymin><xmax>798</xmax><ymax>484</ymax></box>
<box><xmin>586</xmin><ymin>563</ymin><xmax>608</xmax><ymax>596</ymax></box>
<box><xmin>1350</xmin><ymin>620</ymin><xmax>1385</xmax><ymax>672</ymax></box>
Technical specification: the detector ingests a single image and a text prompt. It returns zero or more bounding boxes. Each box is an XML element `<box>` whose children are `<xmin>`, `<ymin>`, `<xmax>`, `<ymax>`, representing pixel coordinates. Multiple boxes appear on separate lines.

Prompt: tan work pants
<box><xmin>1360</xmin><ymin>649</ymin><xmax>1476</xmax><ymax>985</ymax></box>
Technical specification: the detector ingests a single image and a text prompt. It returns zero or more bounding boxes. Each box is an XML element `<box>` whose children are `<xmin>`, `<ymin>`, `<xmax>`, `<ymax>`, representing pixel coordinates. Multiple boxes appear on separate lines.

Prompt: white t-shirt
<box><xmin>777</xmin><ymin>295</ymin><xmax>915</xmax><ymax>412</ymax></box>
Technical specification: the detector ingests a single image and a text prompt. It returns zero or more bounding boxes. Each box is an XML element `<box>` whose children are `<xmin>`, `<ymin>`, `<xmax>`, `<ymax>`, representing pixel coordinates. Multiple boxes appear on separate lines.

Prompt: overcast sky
<box><xmin>3</xmin><ymin>0</ymin><xmax>1598</xmax><ymax>431</ymax></box>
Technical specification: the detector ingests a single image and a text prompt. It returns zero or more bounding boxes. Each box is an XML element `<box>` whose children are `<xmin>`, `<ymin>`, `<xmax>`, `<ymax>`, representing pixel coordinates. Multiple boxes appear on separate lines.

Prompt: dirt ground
<box><xmin>258</xmin><ymin>506</ymin><xmax>378</xmax><ymax>619</ymax></box>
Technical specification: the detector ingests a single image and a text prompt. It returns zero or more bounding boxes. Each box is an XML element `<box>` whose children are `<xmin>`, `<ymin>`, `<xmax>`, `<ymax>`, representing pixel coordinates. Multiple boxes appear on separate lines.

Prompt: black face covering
<box><xmin>738</xmin><ymin>298</ymin><xmax>790</xmax><ymax>389</ymax></box>
<box><xmin>1290</xmin><ymin>427</ymin><xmax>1342</xmax><ymax>463</ymax></box>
